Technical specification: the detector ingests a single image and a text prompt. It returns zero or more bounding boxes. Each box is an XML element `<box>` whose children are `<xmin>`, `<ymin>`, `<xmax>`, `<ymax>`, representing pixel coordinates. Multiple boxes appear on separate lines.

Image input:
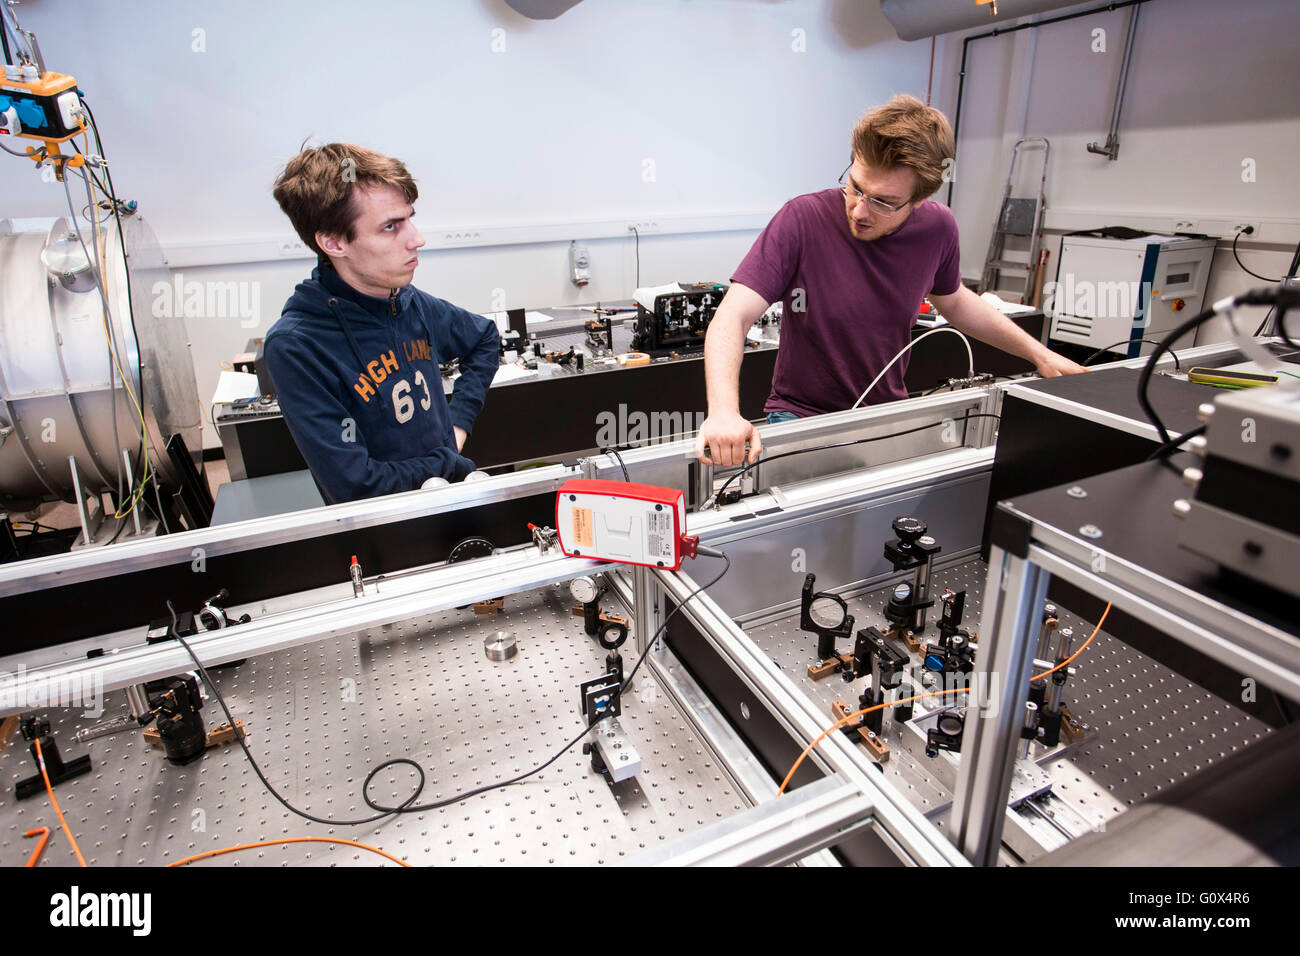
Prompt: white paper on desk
<box><xmin>210</xmin><ymin>370</ymin><xmax>261</xmax><ymax>405</ymax></box>
<box><xmin>634</xmin><ymin>282</ymin><xmax>684</xmax><ymax>313</ymax></box>
<box><xmin>492</xmin><ymin>363</ymin><xmax>538</xmax><ymax>385</ymax></box>
<box><xmin>979</xmin><ymin>291</ymin><xmax>1037</xmax><ymax>315</ymax></box>
<box><xmin>482</xmin><ymin>310</ymin><xmax>554</xmax><ymax>332</ymax></box>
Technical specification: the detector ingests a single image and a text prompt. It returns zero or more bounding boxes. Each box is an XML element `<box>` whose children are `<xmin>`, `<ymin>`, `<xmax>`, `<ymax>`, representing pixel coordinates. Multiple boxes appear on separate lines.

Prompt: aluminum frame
<box><xmin>0</xmin><ymin>389</ymin><xmax>1007</xmax><ymax>866</ymax></box>
<box><xmin>953</xmin><ymin>508</ymin><xmax>1300</xmax><ymax>865</ymax></box>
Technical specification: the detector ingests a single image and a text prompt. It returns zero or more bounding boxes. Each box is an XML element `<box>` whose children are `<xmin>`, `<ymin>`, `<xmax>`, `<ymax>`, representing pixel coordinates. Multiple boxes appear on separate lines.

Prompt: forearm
<box><xmin>447</xmin><ymin>323</ymin><xmax>500</xmax><ymax>433</ymax></box>
<box><xmin>941</xmin><ymin>288</ymin><xmax>1049</xmax><ymax>364</ymax></box>
<box><xmin>280</xmin><ymin>411</ymin><xmax>473</xmax><ymax>503</ymax></box>
<box><xmin>703</xmin><ymin>319</ymin><xmax>747</xmax><ymax>414</ymax></box>
<box><xmin>331</xmin><ymin>450</ymin><xmax>472</xmax><ymax>503</ymax></box>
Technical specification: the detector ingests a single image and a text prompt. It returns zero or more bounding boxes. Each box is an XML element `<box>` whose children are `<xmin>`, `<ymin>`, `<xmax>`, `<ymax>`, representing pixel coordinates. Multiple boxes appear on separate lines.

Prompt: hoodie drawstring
<box><xmin>327</xmin><ymin>297</ymin><xmax>370</xmax><ymax>372</ymax></box>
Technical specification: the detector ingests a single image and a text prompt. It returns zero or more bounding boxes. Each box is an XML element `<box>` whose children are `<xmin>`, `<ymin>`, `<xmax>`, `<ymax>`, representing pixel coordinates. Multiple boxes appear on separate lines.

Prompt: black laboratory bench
<box><xmin>215</xmin><ymin>308</ymin><xmax>1044</xmax><ymax>477</ymax></box>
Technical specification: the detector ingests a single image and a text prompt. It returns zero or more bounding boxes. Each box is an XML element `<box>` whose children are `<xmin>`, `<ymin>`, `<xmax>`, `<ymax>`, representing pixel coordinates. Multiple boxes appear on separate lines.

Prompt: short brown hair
<box><xmin>272</xmin><ymin>143</ymin><xmax>418</xmax><ymax>256</ymax></box>
<box><xmin>851</xmin><ymin>95</ymin><xmax>955</xmax><ymax>202</ymax></box>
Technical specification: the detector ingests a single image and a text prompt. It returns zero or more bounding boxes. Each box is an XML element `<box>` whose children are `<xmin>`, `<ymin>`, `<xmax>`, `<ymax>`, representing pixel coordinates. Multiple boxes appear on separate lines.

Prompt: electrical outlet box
<box><xmin>0</xmin><ymin>72</ymin><xmax>82</xmax><ymax>142</ymax></box>
<box><xmin>569</xmin><ymin>241</ymin><xmax>590</xmax><ymax>287</ymax></box>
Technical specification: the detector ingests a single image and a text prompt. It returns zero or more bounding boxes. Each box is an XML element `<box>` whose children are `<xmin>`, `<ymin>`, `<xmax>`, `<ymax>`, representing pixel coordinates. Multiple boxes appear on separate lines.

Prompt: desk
<box><xmin>211</xmin><ymin>470</ymin><xmax>323</xmax><ymax>525</ymax></box>
<box><xmin>218</xmin><ymin>306</ymin><xmax>1044</xmax><ymax>476</ymax></box>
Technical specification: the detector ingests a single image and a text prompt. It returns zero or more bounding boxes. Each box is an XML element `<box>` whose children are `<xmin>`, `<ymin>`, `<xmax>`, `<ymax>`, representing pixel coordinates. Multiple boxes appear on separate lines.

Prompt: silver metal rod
<box><xmin>1034</xmin><ymin>605</ymin><xmax>1057</xmax><ymax>665</ymax></box>
<box><xmin>1022</xmin><ymin>700</ymin><xmax>1039</xmax><ymax>733</ymax></box>
<box><xmin>125</xmin><ymin>683</ymin><xmax>150</xmax><ymax>719</ymax></box>
<box><xmin>915</xmin><ymin>558</ymin><xmax>932</xmax><ymax>632</ymax></box>
<box><xmin>1056</xmin><ymin>626</ymin><xmax>1076</xmax><ymax>661</ymax></box>
<box><xmin>1046</xmin><ymin>675</ymin><xmax>1065</xmax><ymax>715</ymax></box>
<box><xmin>1087</xmin><ymin>4</ymin><xmax>1140</xmax><ymax>160</ymax></box>
<box><xmin>1022</xmin><ymin>797</ymin><xmax>1073</xmax><ymax>839</ymax></box>
<box><xmin>969</xmin><ymin>641</ymin><xmax>1064</xmax><ymax>674</ymax></box>
<box><xmin>70</xmin><ymin>455</ymin><xmax>91</xmax><ymax>547</ymax></box>
<box><xmin>1022</xmin><ymin>700</ymin><xmax>1039</xmax><ymax>758</ymax></box>
<box><xmin>72</xmin><ymin>714</ymin><xmax>138</xmax><ymax>744</ymax></box>
<box><xmin>952</xmin><ymin>546</ymin><xmax>1051</xmax><ymax>866</ymax></box>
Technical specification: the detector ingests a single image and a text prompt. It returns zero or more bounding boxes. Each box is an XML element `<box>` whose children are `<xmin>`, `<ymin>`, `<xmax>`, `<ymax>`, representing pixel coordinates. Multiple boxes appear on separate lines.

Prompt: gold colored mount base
<box><xmin>0</xmin><ymin>716</ymin><xmax>19</xmax><ymax>751</ymax></box>
<box><xmin>1060</xmin><ymin>705</ymin><xmax>1088</xmax><ymax>742</ymax></box>
<box><xmin>888</xmin><ymin>626</ymin><xmax>923</xmax><ymax>654</ymax></box>
<box><xmin>832</xmin><ymin>700</ymin><xmax>890</xmax><ymax>761</ymax></box>
<box><xmin>807</xmin><ymin>653</ymin><xmax>853</xmax><ymax>681</ymax></box>
<box><xmin>570</xmin><ymin>604</ymin><xmax>630</xmax><ymax>630</ymax></box>
<box><xmin>144</xmin><ymin>720</ymin><xmax>246</xmax><ymax>751</ymax></box>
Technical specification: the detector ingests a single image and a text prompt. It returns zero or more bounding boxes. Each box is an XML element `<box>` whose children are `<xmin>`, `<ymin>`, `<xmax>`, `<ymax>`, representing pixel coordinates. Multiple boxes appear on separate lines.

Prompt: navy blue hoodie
<box><xmin>264</xmin><ymin>262</ymin><xmax>499</xmax><ymax>504</ymax></box>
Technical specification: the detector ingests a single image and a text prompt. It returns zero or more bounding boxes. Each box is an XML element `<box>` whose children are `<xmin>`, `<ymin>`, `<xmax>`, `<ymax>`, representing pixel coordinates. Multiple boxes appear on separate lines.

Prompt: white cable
<box><xmin>851</xmin><ymin>326</ymin><xmax>974</xmax><ymax>409</ymax></box>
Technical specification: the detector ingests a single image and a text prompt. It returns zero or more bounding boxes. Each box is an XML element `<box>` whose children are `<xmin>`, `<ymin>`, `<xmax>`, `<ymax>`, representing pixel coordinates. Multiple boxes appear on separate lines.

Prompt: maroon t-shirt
<box><xmin>732</xmin><ymin>189</ymin><xmax>962</xmax><ymax>415</ymax></box>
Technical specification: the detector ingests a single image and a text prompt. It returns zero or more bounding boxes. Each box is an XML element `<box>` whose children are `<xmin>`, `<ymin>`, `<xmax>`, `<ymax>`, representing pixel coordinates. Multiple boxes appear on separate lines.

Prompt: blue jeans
<box><xmin>766</xmin><ymin>411</ymin><xmax>801</xmax><ymax>424</ymax></box>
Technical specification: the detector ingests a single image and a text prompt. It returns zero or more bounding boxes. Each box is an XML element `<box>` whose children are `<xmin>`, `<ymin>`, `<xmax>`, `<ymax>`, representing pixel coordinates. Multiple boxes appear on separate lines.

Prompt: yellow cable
<box><xmin>78</xmin><ymin>151</ymin><xmax>153</xmax><ymax>520</ymax></box>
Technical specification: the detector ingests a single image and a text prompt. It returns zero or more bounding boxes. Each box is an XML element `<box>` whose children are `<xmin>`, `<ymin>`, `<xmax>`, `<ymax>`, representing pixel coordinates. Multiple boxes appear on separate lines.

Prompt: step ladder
<box><xmin>980</xmin><ymin>137</ymin><xmax>1050</xmax><ymax>303</ymax></box>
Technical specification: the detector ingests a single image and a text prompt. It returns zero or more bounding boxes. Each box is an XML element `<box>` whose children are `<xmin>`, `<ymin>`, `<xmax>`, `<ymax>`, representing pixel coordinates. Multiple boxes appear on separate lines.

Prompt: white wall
<box><xmin>931</xmin><ymin>0</ymin><xmax>1300</xmax><ymax>342</ymax></box>
<box><xmin>12</xmin><ymin>0</ymin><xmax>1292</xmax><ymax>455</ymax></box>
<box><xmin>1</xmin><ymin>0</ymin><xmax>940</xmax><ymax>448</ymax></box>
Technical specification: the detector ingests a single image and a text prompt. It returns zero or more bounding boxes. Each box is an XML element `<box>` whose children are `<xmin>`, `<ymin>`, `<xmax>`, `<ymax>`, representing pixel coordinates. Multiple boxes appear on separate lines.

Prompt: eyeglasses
<box><xmin>838</xmin><ymin>165</ymin><xmax>910</xmax><ymax>216</ymax></box>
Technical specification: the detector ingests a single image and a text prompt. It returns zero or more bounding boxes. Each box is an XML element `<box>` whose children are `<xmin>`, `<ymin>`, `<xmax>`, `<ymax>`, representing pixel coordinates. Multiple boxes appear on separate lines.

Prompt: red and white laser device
<box><xmin>555</xmin><ymin>479</ymin><xmax>698</xmax><ymax>570</ymax></box>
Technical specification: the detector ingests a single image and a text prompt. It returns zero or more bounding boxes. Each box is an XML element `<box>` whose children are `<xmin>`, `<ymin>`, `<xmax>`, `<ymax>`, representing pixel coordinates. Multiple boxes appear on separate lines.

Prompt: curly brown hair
<box><xmin>851</xmin><ymin>95</ymin><xmax>955</xmax><ymax>202</ymax></box>
<box><xmin>272</xmin><ymin>143</ymin><xmax>418</xmax><ymax>257</ymax></box>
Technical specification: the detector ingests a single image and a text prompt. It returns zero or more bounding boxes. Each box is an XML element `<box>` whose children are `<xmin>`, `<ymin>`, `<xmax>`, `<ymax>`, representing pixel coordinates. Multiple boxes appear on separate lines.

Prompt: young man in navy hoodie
<box><xmin>266</xmin><ymin>144</ymin><xmax>499</xmax><ymax>504</ymax></box>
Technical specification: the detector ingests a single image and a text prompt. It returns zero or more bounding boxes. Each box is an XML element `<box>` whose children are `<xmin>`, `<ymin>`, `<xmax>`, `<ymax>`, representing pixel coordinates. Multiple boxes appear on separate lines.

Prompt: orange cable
<box><xmin>778</xmin><ymin>603</ymin><xmax>1113</xmax><ymax>795</ymax></box>
<box><xmin>778</xmin><ymin>686</ymin><xmax>966</xmax><ymax>795</ymax></box>
<box><xmin>24</xmin><ymin>827</ymin><xmax>50</xmax><ymax>867</ymax></box>
<box><xmin>34</xmin><ymin>738</ymin><xmax>87</xmax><ymax>866</ymax></box>
<box><xmin>166</xmin><ymin>837</ymin><xmax>410</xmax><ymax>868</ymax></box>
<box><xmin>1031</xmin><ymin>603</ymin><xmax>1110</xmax><ymax>683</ymax></box>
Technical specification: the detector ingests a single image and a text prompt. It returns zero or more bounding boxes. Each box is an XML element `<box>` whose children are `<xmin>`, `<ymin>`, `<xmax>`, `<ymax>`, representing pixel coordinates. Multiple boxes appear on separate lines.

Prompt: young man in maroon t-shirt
<box><xmin>695</xmin><ymin>95</ymin><xmax>1084</xmax><ymax>468</ymax></box>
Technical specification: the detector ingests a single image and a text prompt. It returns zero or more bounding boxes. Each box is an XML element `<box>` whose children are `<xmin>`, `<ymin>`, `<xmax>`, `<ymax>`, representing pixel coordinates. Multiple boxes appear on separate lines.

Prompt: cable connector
<box><xmin>679</xmin><ymin>534</ymin><xmax>699</xmax><ymax>560</ymax></box>
<box><xmin>1233</xmin><ymin>285</ymin><xmax>1299</xmax><ymax>310</ymax></box>
<box><xmin>678</xmin><ymin>535</ymin><xmax>725</xmax><ymax>561</ymax></box>
<box><xmin>942</xmin><ymin>372</ymin><xmax>996</xmax><ymax>390</ymax></box>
